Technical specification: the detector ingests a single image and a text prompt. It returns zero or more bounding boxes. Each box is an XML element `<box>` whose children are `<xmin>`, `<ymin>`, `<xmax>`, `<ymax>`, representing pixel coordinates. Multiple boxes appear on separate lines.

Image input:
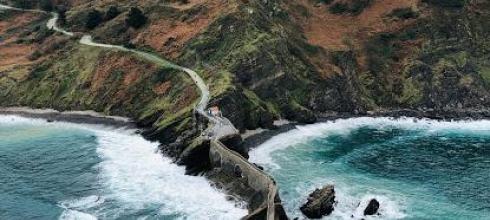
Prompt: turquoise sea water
<box><xmin>0</xmin><ymin>115</ymin><xmax>246</xmax><ymax>220</ymax></box>
<box><xmin>250</xmin><ymin>117</ymin><xmax>490</xmax><ymax>220</ymax></box>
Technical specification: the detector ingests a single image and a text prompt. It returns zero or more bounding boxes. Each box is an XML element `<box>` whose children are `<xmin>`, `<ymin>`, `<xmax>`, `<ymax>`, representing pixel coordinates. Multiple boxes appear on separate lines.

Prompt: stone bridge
<box><xmin>209</xmin><ymin>139</ymin><xmax>288</xmax><ymax>220</ymax></box>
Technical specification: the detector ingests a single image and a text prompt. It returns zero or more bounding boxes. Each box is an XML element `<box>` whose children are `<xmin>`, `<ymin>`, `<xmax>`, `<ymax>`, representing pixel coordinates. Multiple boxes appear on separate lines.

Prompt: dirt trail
<box><xmin>0</xmin><ymin>3</ymin><xmax>236</xmax><ymax>138</ymax></box>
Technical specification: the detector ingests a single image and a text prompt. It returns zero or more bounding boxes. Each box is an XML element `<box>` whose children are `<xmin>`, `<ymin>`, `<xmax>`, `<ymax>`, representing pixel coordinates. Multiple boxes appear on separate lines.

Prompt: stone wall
<box><xmin>209</xmin><ymin>140</ymin><xmax>288</xmax><ymax>220</ymax></box>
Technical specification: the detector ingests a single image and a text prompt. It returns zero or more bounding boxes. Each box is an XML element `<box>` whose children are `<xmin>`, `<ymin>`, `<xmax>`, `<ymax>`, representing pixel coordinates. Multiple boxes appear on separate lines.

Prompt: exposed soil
<box><xmin>91</xmin><ymin>52</ymin><xmax>158</xmax><ymax>91</ymax></box>
<box><xmin>133</xmin><ymin>0</ymin><xmax>238</xmax><ymax>58</ymax></box>
<box><xmin>0</xmin><ymin>12</ymin><xmax>43</xmax><ymax>73</ymax></box>
<box><xmin>287</xmin><ymin>0</ymin><xmax>420</xmax><ymax>50</ymax></box>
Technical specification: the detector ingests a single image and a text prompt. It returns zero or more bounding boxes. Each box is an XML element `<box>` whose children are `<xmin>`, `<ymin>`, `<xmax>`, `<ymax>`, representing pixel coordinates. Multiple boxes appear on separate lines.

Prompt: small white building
<box><xmin>208</xmin><ymin>106</ymin><xmax>222</xmax><ymax>117</ymax></box>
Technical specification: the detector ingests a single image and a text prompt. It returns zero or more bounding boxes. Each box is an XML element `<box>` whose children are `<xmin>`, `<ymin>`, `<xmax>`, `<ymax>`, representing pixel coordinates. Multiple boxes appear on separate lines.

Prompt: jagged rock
<box><xmin>300</xmin><ymin>185</ymin><xmax>335</xmax><ymax>218</ymax></box>
<box><xmin>363</xmin><ymin>199</ymin><xmax>380</xmax><ymax>216</ymax></box>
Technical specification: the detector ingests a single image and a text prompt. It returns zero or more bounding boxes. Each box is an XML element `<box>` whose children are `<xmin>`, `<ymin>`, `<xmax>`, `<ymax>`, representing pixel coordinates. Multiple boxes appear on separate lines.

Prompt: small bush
<box><xmin>39</xmin><ymin>0</ymin><xmax>53</xmax><ymax>11</ymax></box>
<box><xmin>350</xmin><ymin>0</ymin><xmax>372</xmax><ymax>15</ymax></box>
<box><xmin>105</xmin><ymin>6</ymin><xmax>120</xmax><ymax>21</ymax></box>
<box><xmin>329</xmin><ymin>0</ymin><xmax>373</xmax><ymax>15</ymax></box>
<box><xmin>33</xmin><ymin>26</ymin><xmax>54</xmax><ymax>43</ymax></box>
<box><xmin>318</xmin><ymin>0</ymin><xmax>334</xmax><ymax>4</ymax></box>
<box><xmin>422</xmin><ymin>0</ymin><xmax>466</xmax><ymax>8</ymax></box>
<box><xmin>329</xmin><ymin>2</ymin><xmax>349</xmax><ymax>14</ymax></box>
<box><xmin>124</xmin><ymin>42</ymin><xmax>136</xmax><ymax>49</ymax></box>
<box><xmin>14</xmin><ymin>0</ymin><xmax>34</xmax><ymax>9</ymax></box>
<box><xmin>55</xmin><ymin>6</ymin><xmax>67</xmax><ymax>25</ymax></box>
<box><xmin>85</xmin><ymin>9</ymin><xmax>103</xmax><ymax>29</ymax></box>
<box><xmin>389</xmin><ymin>7</ymin><xmax>418</xmax><ymax>19</ymax></box>
<box><xmin>28</xmin><ymin>50</ymin><xmax>42</xmax><ymax>61</ymax></box>
<box><xmin>126</xmin><ymin>7</ymin><xmax>147</xmax><ymax>29</ymax></box>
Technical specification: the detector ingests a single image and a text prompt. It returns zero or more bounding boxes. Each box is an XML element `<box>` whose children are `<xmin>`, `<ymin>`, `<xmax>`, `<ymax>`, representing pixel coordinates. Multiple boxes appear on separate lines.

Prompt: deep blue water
<box><xmin>250</xmin><ymin>117</ymin><xmax>490</xmax><ymax>220</ymax></box>
<box><xmin>0</xmin><ymin>115</ymin><xmax>246</xmax><ymax>220</ymax></box>
<box><xmin>0</xmin><ymin>121</ymin><xmax>99</xmax><ymax>219</ymax></box>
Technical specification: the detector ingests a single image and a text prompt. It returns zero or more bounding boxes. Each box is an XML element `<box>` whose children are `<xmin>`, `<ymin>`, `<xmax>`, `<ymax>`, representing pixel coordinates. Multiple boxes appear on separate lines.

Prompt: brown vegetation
<box><xmin>286</xmin><ymin>0</ymin><xmax>421</xmax><ymax>50</ymax></box>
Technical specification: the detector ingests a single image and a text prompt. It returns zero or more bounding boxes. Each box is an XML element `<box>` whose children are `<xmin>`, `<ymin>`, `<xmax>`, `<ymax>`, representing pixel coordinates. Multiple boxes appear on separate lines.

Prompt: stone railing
<box><xmin>209</xmin><ymin>140</ymin><xmax>287</xmax><ymax>220</ymax></box>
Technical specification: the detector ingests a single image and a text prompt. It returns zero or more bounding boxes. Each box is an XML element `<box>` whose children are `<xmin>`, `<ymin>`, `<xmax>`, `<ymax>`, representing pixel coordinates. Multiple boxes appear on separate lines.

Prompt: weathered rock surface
<box><xmin>363</xmin><ymin>199</ymin><xmax>380</xmax><ymax>216</ymax></box>
<box><xmin>300</xmin><ymin>185</ymin><xmax>336</xmax><ymax>218</ymax></box>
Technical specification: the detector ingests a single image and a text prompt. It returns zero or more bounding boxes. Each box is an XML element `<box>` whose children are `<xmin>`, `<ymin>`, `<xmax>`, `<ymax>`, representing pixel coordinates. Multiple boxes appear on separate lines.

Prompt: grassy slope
<box><xmin>360</xmin><ymin>0</ymin><xmax>490</xmax><ymax>108</ymax></box>
<box><xmin>1</xmin><ymin>0</ymin><xmax>489</xmax><ymax>136</ymax></box>
<box><xmin>0</xmin><ymin>10</ymin><xmax>198</xmax><ymax>140</ymax></box>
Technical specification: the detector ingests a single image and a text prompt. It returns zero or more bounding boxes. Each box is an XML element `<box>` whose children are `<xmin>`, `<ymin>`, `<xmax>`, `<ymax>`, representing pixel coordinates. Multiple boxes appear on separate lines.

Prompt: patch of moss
<box><xmin>208</xmin><ymin>70</ymin><xmax>234</xmax><ymax>97</ymax></box>
<box><xmin>398</xmin><ymin>78</ymin><xmax>423</xmax><ymax>105</ymax></box>
<box><xmin>479</xmin><ymin>65</ymin><xmax>490</xmax><ymax>85</ymax></box>
<box><xmin>243</xmin><ymin>89</ymin><xmax>280</xmax><ymax>118</ymax></box>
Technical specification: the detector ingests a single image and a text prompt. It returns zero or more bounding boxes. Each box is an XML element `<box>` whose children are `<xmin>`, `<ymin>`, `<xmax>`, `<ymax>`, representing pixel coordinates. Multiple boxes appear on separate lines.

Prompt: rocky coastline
<box><xmin>242</xmin><ymin>108</ymin><xmax>490</xmax><ymax>150</ymax></box>
<box><xmin>0</xmin><ymin>107</ymin><xmax>135</xmax><ymax>128</ymax></box>
<box><xmin>3</xmin><ymin>106</ymin><xmax>489</xmax><ymax>218</ymax></box>
<box><xmin>0</xmin><ymin>107</ymin><xmax>286</xmax><ymax>218</ymax></box>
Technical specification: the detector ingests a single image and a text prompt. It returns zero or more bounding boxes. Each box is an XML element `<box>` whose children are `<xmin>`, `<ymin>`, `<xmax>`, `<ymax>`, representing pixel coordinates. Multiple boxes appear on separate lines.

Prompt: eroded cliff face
<box><xmin>0</xmin><ymin>0</ymin><xmax>489</xmax><ymax>150</ymax></box>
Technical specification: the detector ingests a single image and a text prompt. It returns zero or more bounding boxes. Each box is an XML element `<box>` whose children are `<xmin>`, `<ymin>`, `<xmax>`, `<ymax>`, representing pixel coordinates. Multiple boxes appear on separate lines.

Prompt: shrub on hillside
<box><xmin>126</xmin><ymin>7</ymin><xmax>147</xmax><ymax>29</ymax></box>
<box><xmin>329</xmin><ymin>2</ymin><xmax>348</xmax><ymax>14</ymax></box>
<box><xmin>105</xmin><ymin>6</ymin><xmax>120</xmax><ymax>21</ymax></box>
<box><xmin>85</xmin><ymin>9</ymin><xmax>103</xmax><ymax>29</ymax></box>
<box><xmin>350</xmin><ymin>0</ymin><xmax>372</xmax><ymax>15</ymax></box>
<box><xmin>329</xmin><ymin>0</ymin><xmax>373</xmax><ymax>15</ymax></box>
<box><xmin>318</xmin><ymin>0</ymin><xmax>334</xmax><ymax>4</ymax></box>
<box><xmin>39</xmin><ymin>0</ymin><xmax>53</xmax><ymax>11</ymax></box>
<box><xmin>389</xmin><ymin>7</ymin><xmax>419</xmax><ymax>19</ymax></box>
<box><xmin>423</xmin><ymin>0</ymin><xmax>466</xmax><ymax>8</ymax></box>
<box><xmin>56</xmin><ymin>6</ymin><xmax>67</xmax><ymax>25</ymax></box>
<box><xmin>13</xmin><ymin>0</ymin><xmax>34</xmax><ymax>9</ymax></box>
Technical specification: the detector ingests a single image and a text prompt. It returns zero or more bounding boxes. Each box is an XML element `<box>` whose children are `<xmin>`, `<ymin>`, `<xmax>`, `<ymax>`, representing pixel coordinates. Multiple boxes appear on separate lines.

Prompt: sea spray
<box><xmin>0</xmin><ymin>115</ymin><xmax>247</xmax><ymax>220</ymax></box>
<box><xmin>250</xmin><ymin>117</ymin><xmax>490</xmax><ymax>219</ymax></box>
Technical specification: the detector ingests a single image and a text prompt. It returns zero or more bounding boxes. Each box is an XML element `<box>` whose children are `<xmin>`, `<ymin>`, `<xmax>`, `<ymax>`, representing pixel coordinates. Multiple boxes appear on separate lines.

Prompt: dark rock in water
<box><xmin>47</xmin><ymin>119</ymin><xmax>54</xmax><ymax>123</ymax></box>
<box><xmin>364</xmin><ymin>199</ymin><xmax>380</xmax><ymax>216</ymax></box>
<box><xmin>300</xmin><ymin>185</ymin><xmax>335</xmax><ymax>218</ymax></box>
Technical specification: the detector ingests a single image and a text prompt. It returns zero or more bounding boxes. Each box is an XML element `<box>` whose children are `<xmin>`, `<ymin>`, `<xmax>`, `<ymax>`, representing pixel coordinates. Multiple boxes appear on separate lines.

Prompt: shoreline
<box><xmin>242</xmin><ymin>108</ymin><xmax>490</xmax><ymax>150</ymax></box>
<box><xmin>0</xmin><ymin>107</ymin><xmax>135</xmax><ymax>128</ymax></box>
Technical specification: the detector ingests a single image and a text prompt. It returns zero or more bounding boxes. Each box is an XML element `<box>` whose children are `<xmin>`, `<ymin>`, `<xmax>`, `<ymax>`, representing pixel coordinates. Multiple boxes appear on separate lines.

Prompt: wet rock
<box><xmin>300</xmin><ymin>185</ymin><xmax>335</xmax><ymax>218</ymax></box>
<box><xmin>363</xmin><ymin>199</ymin><xmax>380</xmax><ymax>216</ymax></box>
<box><xmin>176</xmin><ymin>139</ymin><xmax>211</xmax><ymax>175</ymax></box>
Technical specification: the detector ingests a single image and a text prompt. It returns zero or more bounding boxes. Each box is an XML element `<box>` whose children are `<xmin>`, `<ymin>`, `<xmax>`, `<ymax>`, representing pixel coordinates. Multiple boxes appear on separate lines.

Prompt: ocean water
<box><xmin>0</xmin><ymin>115</ymin><xmax>247</xmax><ymax>220</ymax></box>
<box><xmin>250</xmin><ymin>117</ymin><xmax>490</xmax><ymax>220</ymax></box>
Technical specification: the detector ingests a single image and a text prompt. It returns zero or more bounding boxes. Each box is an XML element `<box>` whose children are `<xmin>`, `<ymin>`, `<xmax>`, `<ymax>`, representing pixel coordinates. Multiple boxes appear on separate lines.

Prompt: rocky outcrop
<box><xmin>300</xmin><ymin>185</ymin><xmax>336</xmax><ymax>218</ymax></box>
<box><xmin>209</xmin><ymin>89</ymin><xmax>276</xmax><ymax>132</ymax></box>
<box><xmin>363</xmin><ymin>199</ymin><xmax>380</xmax><ymax>216</ymax></box>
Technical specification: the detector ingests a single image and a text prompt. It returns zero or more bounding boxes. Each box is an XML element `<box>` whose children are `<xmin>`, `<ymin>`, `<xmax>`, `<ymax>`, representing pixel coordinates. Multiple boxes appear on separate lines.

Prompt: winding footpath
<box><xmin>0</xmin><ymin>3</ymin><xmax>236</xmax><ymax>137</ymax></box>
<box><xmin>0</xmin><ymin>5</ymin><xmax>282</xmax><ymax>219</ymax></box>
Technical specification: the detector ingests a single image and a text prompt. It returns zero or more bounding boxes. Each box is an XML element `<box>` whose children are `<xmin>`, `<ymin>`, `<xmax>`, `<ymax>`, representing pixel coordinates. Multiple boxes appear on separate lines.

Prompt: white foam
<box><xmin>249</xmin><ymin>117</ymin><xmax>490</xmax><ymax>219</ymax></box>
<box><xmin>93</xmin><ymin>128</ymin><xmax>247</xmax><ymax>219</ymax></box>
<box><xmin>249</xmin><ymin>117</ymin><xmax>490</xmax><ymax>167</ymax></box>
<box><xmin>59</xmin><ymin>210</ymin><xmax>98</xmax><ymax>220</ymax></box>
<box><xmin>332</xmin><ymin>191</ymin><xmax>406</xmax><ymax>220</ymax></box>
<box><xmin>283</xmin><ymin>178</ymin><xmax>407</xmax><ymax>220</ymax></box>
<box><xmin>60</xmin><ymin>195</ymin><xmax>105</xmax><ymax>210</ymax></box>
<box><xmin>59</xmin><ymin>196</ymin><xmax>102</xmax><ymax>220</ymax></box>
<box><xmin>1</xmin><ymin>115</ymin><xmax>247</xmax><ymax>219</ymax></box>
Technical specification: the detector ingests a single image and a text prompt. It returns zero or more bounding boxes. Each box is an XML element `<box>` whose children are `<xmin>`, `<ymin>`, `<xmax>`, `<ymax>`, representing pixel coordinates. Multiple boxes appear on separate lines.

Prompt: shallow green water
<box><xmin>250</xmin><ymin>117</ymin><xmax>490</xmax><ymax>220</ymax></box>
<box><xmin>0</xmin><ymin>115</ymin><xmax>246</xmax><ymax>220</ymax></box>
